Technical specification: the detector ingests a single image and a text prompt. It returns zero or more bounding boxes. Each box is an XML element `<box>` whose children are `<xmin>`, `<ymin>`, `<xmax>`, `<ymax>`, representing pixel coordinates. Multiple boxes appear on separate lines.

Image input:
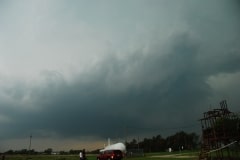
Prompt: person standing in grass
<box><xmin>1</xmin><ymin>154</ymin><xmax>5</xmax><ymax>160</ymax></box>
<box><xmin>83</xmin><ymin>149</ymin><xmax>86</xmax><ymax>160</ymax></box>
<box><xmin>79</xmin><ymin>150</ymin><xmax>83</xmax><ymax>160</ymax></box>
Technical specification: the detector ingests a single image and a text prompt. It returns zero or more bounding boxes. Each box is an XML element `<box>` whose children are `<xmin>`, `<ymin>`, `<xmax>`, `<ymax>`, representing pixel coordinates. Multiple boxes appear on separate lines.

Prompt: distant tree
<box><xmin>166</xmin><ymin>131</ymin><xmax>199</xmax><ymax>151</ymax></box>
<box><xmin>90</xmin><ymin>149</ymin><xmax>101</xmax><ymax>154</ymax></box>
<box><xmin>69</xmin><ymin>149</ymin><xmax>81</xmax><ymax>154</ymax></box>
<box><xmin>16</xmin><ymin>149</ymin><xmax>28</xmax><ymax>154</ymax></box>
<box><xmin>139</xmin><ymin>138</ymin><xmax>153</xmax><ymax>152</ymax></box>
<box><xmin>60</xmin><ymin>151</ymin><xmax>68</xmax><ymax>155</ymax></box>
<box><xmin>126</xmin><ymin>139</ymin><xmax>138</xmax><ymax>149</ymax></box>
<box><xmin>4</xmin><ymin>150</ymin><xmax>13</xmax><ymax>155</ymax></box>
<box><xmin>187</xmin><ymin>132</ymin><xmax>199</xmax><ymax>149</ymax></box>
<box><xmin>152</xmin><ymin>135</ymin><xmax>166</xmax><ymax>152</ymax></box>
<box><xmin>44</xmin><ymin>148</ymin><xmax>53</xmax><ymax>155</ymax></box>
<box><xmin>128</xmin><ymin>131</ymin><xmax>199</xmax><ymax>153</ymax></box>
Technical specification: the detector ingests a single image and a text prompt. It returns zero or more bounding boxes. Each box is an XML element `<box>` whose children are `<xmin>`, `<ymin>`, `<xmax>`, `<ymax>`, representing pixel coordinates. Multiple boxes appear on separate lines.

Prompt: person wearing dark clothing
<box><xmin>82</xmin><ymin>149</ymin><xmax>86</xmax><ymax>160</ymax></box>
<box><xmin>1</xmin><ymin>154</ymin><xmax>5</xmax><ymax>160</ymax></box>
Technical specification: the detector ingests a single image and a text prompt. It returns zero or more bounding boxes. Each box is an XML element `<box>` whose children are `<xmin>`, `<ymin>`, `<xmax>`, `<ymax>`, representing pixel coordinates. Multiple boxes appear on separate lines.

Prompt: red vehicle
<box><xmin>97</xmin><ymin>150</ymin><xmax>123</xmax><ymax>160</ymax></box>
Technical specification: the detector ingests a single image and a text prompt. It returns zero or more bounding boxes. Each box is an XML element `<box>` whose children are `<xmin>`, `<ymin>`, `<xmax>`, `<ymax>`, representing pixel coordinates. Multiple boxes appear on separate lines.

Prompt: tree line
<box><xmin>2</xmin><ymin>148</ymin><xmax>84</xmax><ymax>155</ymax></box>
<box><xmin>2</xmin><ymin>131</ymin><xmax>199</xmax><ymax>155</ymax></box>
<box><xmin>126</xmin><ymin>131</ymin><xmax>199</xmax><ymax>152</ymax></box>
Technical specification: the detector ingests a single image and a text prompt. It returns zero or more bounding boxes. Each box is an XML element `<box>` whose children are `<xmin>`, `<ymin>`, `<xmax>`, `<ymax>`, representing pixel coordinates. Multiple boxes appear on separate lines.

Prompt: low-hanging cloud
<box><xmin>0</xmin><ymin>0</ymin><xmax>240</xmax><ymax>151</ymax></box>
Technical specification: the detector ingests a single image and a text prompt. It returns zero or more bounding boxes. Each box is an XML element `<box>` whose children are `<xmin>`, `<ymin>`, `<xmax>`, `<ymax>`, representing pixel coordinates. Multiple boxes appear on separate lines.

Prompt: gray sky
<box><xmin>0</xmin><ymin>0</ymin><xmax>240</xmax><ymax>152</ymax></box>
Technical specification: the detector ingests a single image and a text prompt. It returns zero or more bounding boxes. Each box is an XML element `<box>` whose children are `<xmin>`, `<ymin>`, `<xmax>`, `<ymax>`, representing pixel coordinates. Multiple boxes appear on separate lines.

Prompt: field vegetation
<box><xmin>1</xmin><ymin>151</ymin><xmax>199</xmax><ymax>160</ymax></box>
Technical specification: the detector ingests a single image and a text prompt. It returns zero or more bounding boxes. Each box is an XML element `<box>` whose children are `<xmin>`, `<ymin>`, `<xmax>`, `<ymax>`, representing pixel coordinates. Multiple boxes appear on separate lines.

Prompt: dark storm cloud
<box><xmin>1</xmin><ymin>0</ymin><xmax>240</xmax><ymax>151</ymax></box>
<box><xmin>3</xmin><ymin>29</ymin><xmax>240</xmax><ymax>140</ymax></box>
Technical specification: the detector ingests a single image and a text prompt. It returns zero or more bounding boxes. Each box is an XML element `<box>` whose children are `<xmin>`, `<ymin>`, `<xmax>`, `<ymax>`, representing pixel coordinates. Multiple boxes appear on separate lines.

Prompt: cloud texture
<box><xmin>0</xmin><ymin>0</ymin><xmax>240</xmax><ymax>151</ymax></box>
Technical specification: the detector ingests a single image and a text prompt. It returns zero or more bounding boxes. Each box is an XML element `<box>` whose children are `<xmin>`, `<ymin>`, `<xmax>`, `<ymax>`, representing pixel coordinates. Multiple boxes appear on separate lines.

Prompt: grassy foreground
<box><xmin>2</xmin><ymin>151</ymin><xmax>199</xmax><ymax>160</ymax></box>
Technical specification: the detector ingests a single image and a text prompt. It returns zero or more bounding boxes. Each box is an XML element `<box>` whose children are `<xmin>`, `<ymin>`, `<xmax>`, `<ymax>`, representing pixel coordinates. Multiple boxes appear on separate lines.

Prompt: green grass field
<box><xmin>2</xmin><ymin>151</ymin><xmax>199</xmax><ymax>160</ymax></box>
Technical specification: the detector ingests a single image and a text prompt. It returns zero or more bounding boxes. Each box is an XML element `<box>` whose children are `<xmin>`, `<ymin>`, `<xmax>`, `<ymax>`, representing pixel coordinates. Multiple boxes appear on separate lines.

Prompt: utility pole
<box><xmin>29</xmin><ymin>134</ymin><xmax>32</xmax><ymax>152</ymax></box>
<box><xmin>138</xmin><ymin>136</ymin><xmax>140</xmax><ymax>151</ymax></box>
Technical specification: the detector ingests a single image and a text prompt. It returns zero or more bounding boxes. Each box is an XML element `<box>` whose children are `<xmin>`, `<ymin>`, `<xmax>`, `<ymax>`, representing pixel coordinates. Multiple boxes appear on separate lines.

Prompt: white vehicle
<box><xmin>100</xmin><ymin>143</ymin><xmax>126</xmax><ymax>153</ymax></box>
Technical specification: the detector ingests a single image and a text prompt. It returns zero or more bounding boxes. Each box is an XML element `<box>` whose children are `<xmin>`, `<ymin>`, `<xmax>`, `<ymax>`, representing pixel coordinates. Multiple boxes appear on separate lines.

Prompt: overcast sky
<box><xmin>0</xmin><ymin>0</ymin><xmax>240</xmax><ymax>152</ymax></box>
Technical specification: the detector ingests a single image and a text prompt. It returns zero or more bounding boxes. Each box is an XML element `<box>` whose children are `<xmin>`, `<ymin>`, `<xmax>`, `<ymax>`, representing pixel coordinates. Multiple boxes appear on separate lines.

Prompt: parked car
<box><xmin>97</xmin><ymin>150</ymin><xmax>123</xmax><ymax>160</ymax></box>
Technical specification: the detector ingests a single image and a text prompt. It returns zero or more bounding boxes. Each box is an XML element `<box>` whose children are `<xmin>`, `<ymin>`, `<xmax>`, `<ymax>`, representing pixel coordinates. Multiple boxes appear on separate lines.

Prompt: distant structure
<box><xmin>199</xmin><ymin>100</ymin><xmax>240</xmax><ymax>160</ymax></box>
